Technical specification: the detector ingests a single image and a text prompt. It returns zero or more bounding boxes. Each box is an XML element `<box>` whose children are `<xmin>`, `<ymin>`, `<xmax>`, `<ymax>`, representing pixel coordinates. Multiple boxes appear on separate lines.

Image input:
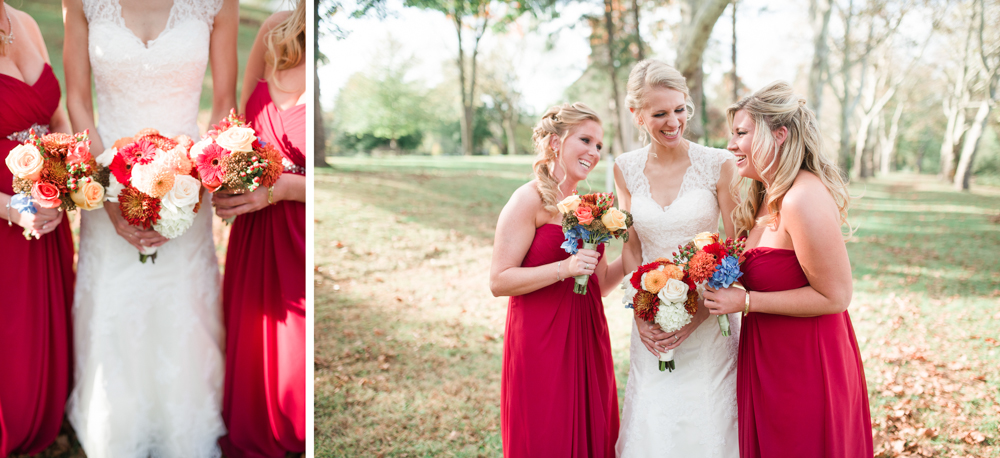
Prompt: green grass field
<box><xmin>316</xmin><ymin>155</ymin><xmax>1000</xmax><ymax>457</ymax></box>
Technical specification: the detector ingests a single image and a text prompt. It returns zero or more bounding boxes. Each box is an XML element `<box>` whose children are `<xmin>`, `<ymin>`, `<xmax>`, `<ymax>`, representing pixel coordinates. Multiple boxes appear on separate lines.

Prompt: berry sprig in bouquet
<box><xmin>190</xmin><ymin>110</ymin><xmax>282</xmax><ymax>214</ymax></box>
<box><xmin>557</xmin><ymin>192</ymin><xmax>632</xmax><ymax>294</ymax></box>
<box><xmin>95</xmin><ymin>129</ymin><xmax>202</xmax><ymax>263</ymax></box>
<box><xmin>621</xmin><ymin>258</ymin><xmax>699</xmax><ymax>372</ymax></box>
<box><xmin>672</xmin><ymin>232</ymin><xmax>747</xmax><ymax>337</ymax></box>
<box><xmin>6</xmin><ymin>128</ymin><xmax>105</xmax><ymax>239</ymax></box>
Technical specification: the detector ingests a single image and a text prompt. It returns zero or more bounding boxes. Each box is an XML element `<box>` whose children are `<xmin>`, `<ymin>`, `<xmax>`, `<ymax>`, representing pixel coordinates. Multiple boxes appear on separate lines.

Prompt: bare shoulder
<box><xmin>263</xmin><ymin>10</ymin><xmax>293</xmax><ymax>30</ymax></box>
<box><xmin>508</xmin><ymin>180</ymin><xmax>545</xmax><ymax>210</ymax></box>
<box><xmin>12</xmin><ymin>8</ymin><xmax>46</xmax><ymax>53</ymax></box>
<box><xmin>782</xmin><ymin>170</ymin><xmax>838</xmax><ymax>224</ymax></box>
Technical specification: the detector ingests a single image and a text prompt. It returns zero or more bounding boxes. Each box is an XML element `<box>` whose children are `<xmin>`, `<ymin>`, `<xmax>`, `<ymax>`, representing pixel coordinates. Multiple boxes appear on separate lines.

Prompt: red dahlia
<box><xmin>118</xmin><ymin>186</ymin><xmax>161</xmax><ymax>228</ymax></box>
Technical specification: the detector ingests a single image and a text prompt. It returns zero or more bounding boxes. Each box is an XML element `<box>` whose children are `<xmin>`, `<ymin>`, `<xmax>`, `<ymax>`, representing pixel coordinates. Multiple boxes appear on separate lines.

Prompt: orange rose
<box><xmin>70</xmin><ymin>180</ymin><xmax>106</xmax><ymax>210</ymax></box>
<box><xmin>574</xmin><ymin>206</ymin><xmax>594</xmax><ymax>225</ymax></box>
<box><xmin>31</xmin><ymin>181</ymin><xmax>62</xmax><ymax>209</ymax></box>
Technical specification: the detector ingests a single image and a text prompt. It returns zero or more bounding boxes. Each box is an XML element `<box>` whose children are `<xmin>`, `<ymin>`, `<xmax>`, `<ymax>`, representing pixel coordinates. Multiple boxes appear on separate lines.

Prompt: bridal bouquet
<box><xmin>558</xmin><ymin>192</ymin><xmax>632</xmax><ymax>294</ymax></box>
<box><xmin>622</xmin><ymin>258</ymin><xmax>699</xmax><ymax>372</ymax></box>
<box><xmin>672</xmin><ymin>232</ymin><xmax>747</xmax><ymax>337</ymax></box>
<box><xmin>6</xmin><ymin>128</ymin><xmax>104</xmax><ymax>239</ymax></box>
<box><xmin>191</xmin><ymin>110</ymin><xmax>282</xmax><ymax>214</ymax></box>
<box><xmin>95</xmin><ymin>129</ymin><xmax>201</xmax><ymax>263</ymax></box>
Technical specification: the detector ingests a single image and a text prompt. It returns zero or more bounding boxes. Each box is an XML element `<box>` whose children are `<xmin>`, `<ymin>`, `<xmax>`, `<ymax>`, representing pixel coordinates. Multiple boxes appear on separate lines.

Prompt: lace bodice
<box><xmin>616</xmin><ymin>143</ymin><xmax>732</xmax><ymax>264</ymax></box>
<box><xmin>614</xmin><ymin>143</ymin><xmax>741</xmax><ymax>458</ymax></box>
<box><xmin>84</xmin><ymin>0</ymin><xmax>223</xmax><ymax>144</ymax></box>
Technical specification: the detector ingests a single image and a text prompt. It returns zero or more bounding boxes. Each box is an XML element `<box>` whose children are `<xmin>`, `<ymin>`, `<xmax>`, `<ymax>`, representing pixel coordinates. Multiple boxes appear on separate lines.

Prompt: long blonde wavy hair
<box><xmin>531</xmin><ymin>103</ymin><xmax>602</xmax><ymax>214</ymax></box>
<box><xmin>726</xmin><ymin>81</ymin><xmax>851</xmax><ymax>237</ymax></box>
<box><xmin>264</xmin><ymin>0</ymin><xmax>305</xmax><ymax>90</ymax></box>
<box><xmin>624</xmin><ymin>59</ymin><xmax>695</xmax><ymax>143</ymax></box>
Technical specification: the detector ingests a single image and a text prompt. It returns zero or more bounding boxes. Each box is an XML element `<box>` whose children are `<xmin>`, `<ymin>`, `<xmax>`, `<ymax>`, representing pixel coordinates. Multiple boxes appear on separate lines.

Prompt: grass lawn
<box><xmin>8</xmin><ymin>3</ymin><xmax>274</xmax><ymax>457</ymax></box>
<box><xmin>316</xmin><ymin>155</ymin><xmax>1000</xmax><ymax>457</ymax></box>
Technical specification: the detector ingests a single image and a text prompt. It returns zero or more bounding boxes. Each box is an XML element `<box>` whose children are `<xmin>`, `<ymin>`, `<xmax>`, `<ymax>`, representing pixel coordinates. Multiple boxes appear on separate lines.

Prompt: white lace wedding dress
<box><xmin>614</xmin><ymin>143</ymin><xmax>740</xmax><ymax>457</ymax></box>
<box><xmin>67</xmin><ymin>1</ymin><xmax>226</xmax><ymax>457</ymax></box>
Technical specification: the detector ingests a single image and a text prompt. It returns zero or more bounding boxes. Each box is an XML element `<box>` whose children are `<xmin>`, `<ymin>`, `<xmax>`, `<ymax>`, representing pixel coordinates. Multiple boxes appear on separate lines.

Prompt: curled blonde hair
<box><xmin>531</xmin><ymin>102</ymin><xmax>602</xmax><ymax>213</ymax></box>
<box><xmin>726</xmin><ymin>81</ymin><xmax>851</xmax><ymax>237</ymax></box>
<box><xmin>625</xmin><ymin>59</ymin><xmax>695</xmax><ymax>143</ymax></box>
<box><xmin>264</xmin><ymin>0</ymin><xmax>305</xmax><ymax>89</ymax></box>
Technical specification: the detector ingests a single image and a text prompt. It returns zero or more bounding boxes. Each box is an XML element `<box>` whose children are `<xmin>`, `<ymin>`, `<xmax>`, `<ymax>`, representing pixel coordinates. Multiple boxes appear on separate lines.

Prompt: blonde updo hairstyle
<box><xmin>625</xmin><ymin>59</ymin><xmax>696</xmax><ymax>143</ymax></box>
<box><xmin>726</xmin><ymin>81</ymin><xmax>851</xmax><ymax>237</ymax></box>
<box><xmin>531</xmin><ymin>102</ymin><xmax>602</xmax><ymax>214</ymax></box>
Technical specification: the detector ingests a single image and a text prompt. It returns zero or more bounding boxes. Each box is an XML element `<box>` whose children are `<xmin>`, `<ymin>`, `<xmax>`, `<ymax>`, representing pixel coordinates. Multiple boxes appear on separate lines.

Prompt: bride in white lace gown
<box><xmin>613</xmin><ymin>60</ymin><xmax>740</xmax><ymax>457</ymax></box>
<box><xmin>61</xmin><ymin>0</ymin><xmax>238</xmax><ymax>456</ymax></box>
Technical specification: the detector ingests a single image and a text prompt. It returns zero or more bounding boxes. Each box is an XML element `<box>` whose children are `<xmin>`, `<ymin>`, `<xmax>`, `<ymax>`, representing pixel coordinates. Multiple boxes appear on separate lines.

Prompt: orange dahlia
<box><xmin>40</xmin><ymin>133</ymin><xmax>75</xmax><ymax>159</ymax></box>
<box><xmin>40</xmin><ymin>159</ymin><xmax>71</xmax><ymax>192</ymax></box>
<box><xmin>643</xmin><ymin>270</ymin><xmax>668</xmax><ymax>294</ymax></box>
<box><xmin>132</xmin><ymin>163</ymin><xmax>175</xmax><ymax>199</ymax></box>
<box><xmin>113</xmin><ymin>137</ymin><xmax>135</xmax><ymax>150</ymax></box>
<box><xmin>662</xmin><ymin>264</ymin><xmax>685</xmax><ymax>281</ymax></box>
<box><xmin>688</xmin><ymin>251</ymin><xmax>718</xmax><ymax>284</ymax></box>
<box><xmin>155</xmin><ymin>147</ymin><xmax>193</xmax><ymax>175</ymax></box>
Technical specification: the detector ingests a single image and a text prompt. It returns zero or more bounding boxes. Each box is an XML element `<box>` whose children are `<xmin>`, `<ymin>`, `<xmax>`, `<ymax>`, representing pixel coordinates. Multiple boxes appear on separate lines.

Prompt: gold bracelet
<box><xmin>743</xmin><ymin>290</ymin><xmax>751</xmax><ymax>316</ymax></box>
<box><xmin>267</xmin><ymin>185</ymin><xmax>275</xmax><ymax>205</ymax></box>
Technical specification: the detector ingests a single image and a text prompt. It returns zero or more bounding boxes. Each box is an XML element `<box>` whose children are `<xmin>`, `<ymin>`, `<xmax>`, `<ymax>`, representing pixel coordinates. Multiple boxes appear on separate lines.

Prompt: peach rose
<box><xmin>693</xmin><ymin>232</ymin><xmax>716</xmax><ymax>250</ymax></box>
<box><xmin>601</xmin><ymin>207</ymin><xmax>627</xmax><ymax>231</ymax></box>
<box><xmin>70</xmin><ymin>179</ymin><xmax>106</xmax><ymax>210</ymax></box>
<box><xmin>215</xmin><ymin>126</ymin><xmax>256</xmax><ymax>153</ymax></box>
<box><xmin>574</xmin><ymin>206</ymin><xmax>594</xmax><ymax>225</ymax></box>
<box><xmin>66</xmin><ymin>140</ymin><xmax>93</xmax><ymax>166</ymax></box>
<box><xmin>556</xmin><ymin>195</ymin><xmax>581</xmax><ymax>214</ymax></box>
<box><xmin>31</xmin><ymin>181</ymin><xmax>62</xmax><ymax>209</ymax></box>
<box><xmin>5</xmin><ymin>144</ymin><xmax>45</xmax><ymax>181</ymax></box>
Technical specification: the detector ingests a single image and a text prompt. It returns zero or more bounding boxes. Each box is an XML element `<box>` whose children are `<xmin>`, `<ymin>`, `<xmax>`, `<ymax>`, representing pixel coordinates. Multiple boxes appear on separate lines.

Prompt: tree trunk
<box><xmin>954</xmin><ymin>100</ymin><xmax>991</xmax><ymax>190</ymax></box>
<box><xmin>879</xmin><ymin>101</ymin><xmax>903</xmax><ymax>175</ymax></box>
<box><xmin>604</xmin><ymin>0</ymin><xmax>627</xmax><ymax>192</ymax></box>
<box><xmin>314</xmin><ymin>66</ymin><xmax>329</xmax><ymax>168</ymax></box>
<box><xmin>676</xmin><ymin>0</ymin><xmax>730</xmax><ymax>142</ymax></box>
<box><xmin>941</xmin><ymin>8</ymin><xmax>976</xmax><ymax>180</ymax></box>
<box><xmin>836</xmin><ymin>0</ymin><xmax>854</xmax><ymax>171</ymax></box>
<box><xmin>504</xmin><ymin>114</ymin><xmax>518</xmax><ymax>155</ymax></box>
<box><xmin>808</xmin><ymin>0</ymin><xmax>833</xmax><ymax>120</ymax></box>
<box><xmin>633</xmin><ymin>0</ymin><xmax>643</xmax><ymax>61</ymax></box>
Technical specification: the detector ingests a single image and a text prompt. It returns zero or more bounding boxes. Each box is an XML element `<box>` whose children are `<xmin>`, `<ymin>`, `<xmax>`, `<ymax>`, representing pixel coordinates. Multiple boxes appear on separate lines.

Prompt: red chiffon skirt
<box><xmin>0</xmin><ymin>64</ymin><xmax>74</xmax><ymax>457</ymax></box>
<box><xmin>502</xmin><ymin>225</ymin><xmax>619</xmax><ymax>458</ymax></box>
<box><xmin>738</xmin><ymin>247</ymin><xmax>873</xmax><ymax>458</ymax></box>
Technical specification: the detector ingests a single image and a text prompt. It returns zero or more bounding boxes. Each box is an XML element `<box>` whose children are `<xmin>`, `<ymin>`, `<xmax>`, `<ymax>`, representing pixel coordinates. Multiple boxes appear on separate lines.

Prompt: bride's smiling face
<box><xmin>636</xmin><ymin>88</ymin><xmax>687</xmax><ymax>149</ymax></box>
<box><xmin>551</xmin><ymin>120</ymin><xmax>603</xmax><ymax>183</ymax></box>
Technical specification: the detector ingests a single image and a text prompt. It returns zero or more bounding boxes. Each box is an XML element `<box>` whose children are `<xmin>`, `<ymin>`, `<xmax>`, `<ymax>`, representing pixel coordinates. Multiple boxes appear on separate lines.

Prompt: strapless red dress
<box><xmin>738</xmin><ymin>247</ymin><xmax>873</xmax><ymax>458</ymax></box>
<box><xmin>0</xmin><ymin>64</ymin><xmax>74</xmax><ymax>456</ymax></box>
<box><xmin>219</xmin><ymin>80</ymin><xmax>305</xmax><ymax>458</ymax></box>
<box><xmin>501</xmin><ymin>225</ymin><xmax>619</xmax><ymax>458</ymax></box>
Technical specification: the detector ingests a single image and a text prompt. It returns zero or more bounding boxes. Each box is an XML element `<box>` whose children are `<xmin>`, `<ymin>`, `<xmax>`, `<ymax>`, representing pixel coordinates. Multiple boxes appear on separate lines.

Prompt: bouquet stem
<box><xmin>718</xmin><ymin>314</ymin><xmax>731</xmax><ymax>337</ymax></box>
<box><xmin>139</xmin><ymin>245</ymin><xmax>158</xmax><ymax>264</ymax></box>
<box><xmin>573</xmin><ymin>242</ymin><xmax>598</xmax><ymax>295</ymax></box>
<box><xmin>658</xmin><ymin>349</ymin><xmax>676</xmax><ymax>372</ymax></box>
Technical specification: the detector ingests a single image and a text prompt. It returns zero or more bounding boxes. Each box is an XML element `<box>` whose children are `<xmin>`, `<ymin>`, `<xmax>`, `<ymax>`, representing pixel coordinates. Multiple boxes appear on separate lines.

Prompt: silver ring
<box><xmin>586</xmin><ymin>263</ymin><xmax>591</xmax><ymax>270</ymax></box>
<box><xmin>673</xmin><ymin>335</ymin><xmax>679</xmax><ymax>343</ymax></box>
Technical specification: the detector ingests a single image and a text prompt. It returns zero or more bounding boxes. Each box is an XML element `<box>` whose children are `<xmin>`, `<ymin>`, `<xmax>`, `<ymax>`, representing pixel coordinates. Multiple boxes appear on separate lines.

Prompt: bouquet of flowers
<box><xmin>622</xmin><ymin>258</ymin><xmax>699</xmax><ymax>371</ymax></box>
<box><xmin>557</xmin><ymin>192</ymin><xmax>632</xmax><ymax>294</ymax></box>
<box><xmin>95</xmin><ymin>129</ymin><xmax>201</xmax><ymax>263</ymax></box>
<box><xmin>190</xmin><ymin>110</ymin><xmax>282</xmax><ymax>221</ymax></box>
<box><xmin>672</xmin><ymin>232</ymin><xmax>747</xmax><ymax>337</ymax></box>
<box><xmin>5</xmin><ymin>127</ymin><xmax>105</xmax><ymax>239</ymax></box>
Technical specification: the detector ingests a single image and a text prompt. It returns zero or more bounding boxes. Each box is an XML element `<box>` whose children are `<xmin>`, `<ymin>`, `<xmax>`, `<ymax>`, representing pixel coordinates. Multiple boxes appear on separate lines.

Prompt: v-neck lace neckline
<box><xmin>639</xmin><ymin>144</ymin><xmax>696</xmax><ymax>210</ymax></box>
<box><xmin>116</xmin><ymin>0</ymin><xmax>177</xmax><ymax>48</ymax></box>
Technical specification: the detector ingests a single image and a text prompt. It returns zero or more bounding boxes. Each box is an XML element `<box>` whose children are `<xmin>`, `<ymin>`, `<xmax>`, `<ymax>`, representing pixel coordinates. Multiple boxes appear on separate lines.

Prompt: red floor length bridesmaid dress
<box><xmin>0</xmin><ymin>64</ymin><xmax>74</xmax><ymax>457</ymax></box>
<box><xmin>502</xmin><ymin>225</ymin><xmax>619</xmax><ymax>458</ymax></box>
<box><xmin>737</xmin><ymin>247</ymin><xmax>873</xmax><ymax>458</ymax></box>
<box><xmin>219</xmin><ymin>80</ymin><xmax>305</xmax><ymax>458</ymax></box>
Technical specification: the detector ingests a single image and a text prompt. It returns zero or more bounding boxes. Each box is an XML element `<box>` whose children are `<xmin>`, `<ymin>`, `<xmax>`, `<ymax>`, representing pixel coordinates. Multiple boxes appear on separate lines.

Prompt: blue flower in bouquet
<box><xmin>707</xmin><ymin>255</ymin><xmax>743</xmax><ymax>289</ymax></box>
<box><xmin>561</xmin><ymin>225</ymin><xmax>591</xmax><ymax>255</ymax></box>
<box><xmin>10</xmin><ymin>194</ymin><xmax>37</xmax><ymax>214</ymax></box>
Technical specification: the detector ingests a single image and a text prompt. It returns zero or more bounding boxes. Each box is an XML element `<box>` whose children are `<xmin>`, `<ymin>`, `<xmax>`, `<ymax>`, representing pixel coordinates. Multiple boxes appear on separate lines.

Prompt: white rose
<box><xmin>657</xmin><ymin>278</ymin><xmax>689</xmax><ymax>305</ymax></box>
<box><xmin>215</xmin><ymin>126</ymin><xmax>256</xmax><ymax>153</ymax></box>
<box><xmin>189</xmin><ymin>138</ymin><xmax>214</xmax><ymax>161</ymax></box>
<box><xmin>5</xmin><ymin>143</ymin><xmax>44</xmax><ymax>181</ymax></box>
<box><xmin>95</xmin><ymin>147</ymin><xmax>117</xmax><ymax>167</ymax></box>
<box><xmin>161</xmin><ymin>175</ymin><xmax>201</xmax><ymax>212</ymax></box>
<box><xmin>621</xmin><ymin>275</ymin><xmax>638</xmax><ymax>306</ymax></box>
<box><xmin>105</xmin><ymin>174</ymin><xmax>125</xmax><ymax>202</ymax></box>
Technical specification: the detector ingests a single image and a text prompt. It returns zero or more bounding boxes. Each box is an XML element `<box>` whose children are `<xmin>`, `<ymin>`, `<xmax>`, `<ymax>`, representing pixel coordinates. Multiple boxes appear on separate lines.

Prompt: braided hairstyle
<box><xmin>531</xmin><ymin>102</ymin><xmax>602</xmax><ymax>214</ymax></box>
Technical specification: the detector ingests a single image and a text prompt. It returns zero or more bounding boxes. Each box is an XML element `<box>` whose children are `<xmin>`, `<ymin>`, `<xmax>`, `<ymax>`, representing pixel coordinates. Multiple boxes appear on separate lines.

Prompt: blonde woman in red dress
<box><xmin>704</xmin><ymin>81</ymin><xmax>872</xmax><ymax>458</ymax></box>
<box><xmin>213</xmin><ymin>2</ymin><xmax>305</xmax><ymax>456</ymax></box>
<box><xmin>490</xmin><ymin>103</ymin><xmax>624</xmax><ymax>458</ymax></box>
<box><xmin>0</xmin><ymin>3</ymin><xmax>74</xmax><ymax>455</ymax></box>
